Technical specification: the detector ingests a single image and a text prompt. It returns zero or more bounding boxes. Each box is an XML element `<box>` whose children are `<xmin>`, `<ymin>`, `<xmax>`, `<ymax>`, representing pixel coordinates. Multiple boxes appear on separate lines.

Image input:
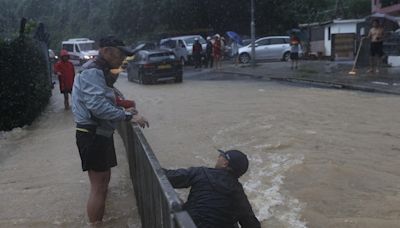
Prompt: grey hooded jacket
<box><xmin>72</xmin><ymin>58</ymin><xmax>125</xmax><ymax>136</ymax></box>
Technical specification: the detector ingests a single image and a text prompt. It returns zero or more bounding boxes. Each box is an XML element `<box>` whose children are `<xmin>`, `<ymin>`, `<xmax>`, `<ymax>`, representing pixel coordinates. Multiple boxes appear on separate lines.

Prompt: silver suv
<box><xmin>160</xmin><ymin>35</ymin><xmax>206</xmax><ymax>64</ymax></box>
<box><xmin>238</xmin><ymin>36</ymin><xmax>297</xmax><ymax>63</ymax></box>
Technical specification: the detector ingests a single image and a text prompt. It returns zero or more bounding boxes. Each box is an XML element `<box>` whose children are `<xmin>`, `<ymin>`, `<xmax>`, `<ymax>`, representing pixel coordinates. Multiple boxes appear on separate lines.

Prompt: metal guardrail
<box><xmin>117</xmin><ymin>121</ymin><xmax>196</xmax><ymax>228</ymax></box>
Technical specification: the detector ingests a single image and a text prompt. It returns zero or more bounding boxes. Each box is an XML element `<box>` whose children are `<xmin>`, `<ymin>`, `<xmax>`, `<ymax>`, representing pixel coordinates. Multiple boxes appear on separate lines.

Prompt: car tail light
<box><xmin>143</xmin><ymin>64</ymin><xmax>155</xmax><ymax>69</ymax></box>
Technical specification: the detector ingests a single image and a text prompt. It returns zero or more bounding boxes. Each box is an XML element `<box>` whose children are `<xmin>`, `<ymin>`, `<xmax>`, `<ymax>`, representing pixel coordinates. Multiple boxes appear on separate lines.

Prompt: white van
<box><xmin>160</xmin><ymin>35</ymin><xmax>206</xmax><ymax>64</ymax></box>
<box><xmin>61</xmin><ymin>38</ymin><xmax>98</xmax><ymax>65</ymax></box>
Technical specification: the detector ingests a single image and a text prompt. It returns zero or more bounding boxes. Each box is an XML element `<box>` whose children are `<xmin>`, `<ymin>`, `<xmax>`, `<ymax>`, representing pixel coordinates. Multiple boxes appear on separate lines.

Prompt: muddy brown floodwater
<box><xmin>1</xmin><ymin>73</ymin><xmax>400</xmax><ymax>228</ymax></box>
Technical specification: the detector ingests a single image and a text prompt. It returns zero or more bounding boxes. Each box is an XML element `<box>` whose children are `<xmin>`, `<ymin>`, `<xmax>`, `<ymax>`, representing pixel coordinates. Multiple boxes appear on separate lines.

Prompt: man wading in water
<box><xmin>72</xmin><ymin>36</ymin><xmax>149</xmax><ymax>226</ymax></box>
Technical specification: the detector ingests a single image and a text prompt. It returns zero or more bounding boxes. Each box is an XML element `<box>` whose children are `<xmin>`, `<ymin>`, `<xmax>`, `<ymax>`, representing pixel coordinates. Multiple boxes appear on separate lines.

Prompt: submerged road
<box><xmin>1</xmin><ymin>68</ymin><xmax>400</xmax><ymax>227</ymax></box>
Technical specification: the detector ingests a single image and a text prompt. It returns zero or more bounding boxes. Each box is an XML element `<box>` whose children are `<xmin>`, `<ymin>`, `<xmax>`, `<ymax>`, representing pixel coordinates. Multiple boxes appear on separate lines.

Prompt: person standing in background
<box><xmin>367</xmin><ymin>19</ymin><xmax>385</xmax><ymax>74</ymax></box>
<box><xmin>54</xmin><ymin>49</ymin><xmax>75</xmax><ymax>110</ymax></box>
<box><xmin>192</xmin><ymin>38</ymin><xmax>203</xmax><ymax>69</ymax></box>
<box><xmin>204</xmin><ymin>36</ymin><xmax>213</xmax><ymax>68</ymax></box>
<box><xmin>289</xmin><ymin>33</ymin><xmax>300</xmax><ymax>70</ymax></box>
<box><xmin>213</xmin><ymin>34</ymin><xmax>222</xmax><ymax>70</ymax></box>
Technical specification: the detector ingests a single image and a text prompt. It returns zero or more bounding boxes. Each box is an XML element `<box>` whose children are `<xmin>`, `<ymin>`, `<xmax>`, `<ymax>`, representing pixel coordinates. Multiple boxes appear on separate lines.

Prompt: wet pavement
<box><xmin>217</xmin><ymin>60</ymin><xmax>400</xmax><ymax>95</ymax></box>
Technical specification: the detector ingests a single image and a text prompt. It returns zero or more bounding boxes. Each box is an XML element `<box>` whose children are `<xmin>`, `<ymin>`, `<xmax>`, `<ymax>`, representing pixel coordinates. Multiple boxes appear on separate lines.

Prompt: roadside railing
<box><xmin>117</xmin><ymin>121</ymin><xmax>196</xmax><ymax>228</ymax></box>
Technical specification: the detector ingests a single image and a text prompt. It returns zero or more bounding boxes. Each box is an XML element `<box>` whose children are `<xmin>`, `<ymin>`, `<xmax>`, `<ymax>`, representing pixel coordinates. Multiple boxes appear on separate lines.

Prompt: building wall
<box><xmin>324</xmin><ymin>23</ymin><xmax>358</xmax><ymax>56</ymax></box>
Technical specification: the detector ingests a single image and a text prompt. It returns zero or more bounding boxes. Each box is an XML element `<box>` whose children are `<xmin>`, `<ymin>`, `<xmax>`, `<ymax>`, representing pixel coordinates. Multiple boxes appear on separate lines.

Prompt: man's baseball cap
<box><xmin>99</xmin><ymin>36</ymin><xmax>134</xmax><ymax>56</ymax></box>
<box><xmin>218</xmin><ymin>149</ymin><xmax>249</xmax><ymax>178</ymax></box>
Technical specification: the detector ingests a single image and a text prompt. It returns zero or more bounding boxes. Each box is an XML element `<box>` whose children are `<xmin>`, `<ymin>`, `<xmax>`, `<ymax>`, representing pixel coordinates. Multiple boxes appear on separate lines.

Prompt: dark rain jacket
<box><xmin>164</xmin><ymin>167</ymin><xmax>261</xmax><ymax>228</ymax></box>
<box><xmin>206</xmin><ymin>40</ymin><xmax>213</xmax><ymax>56</ymax></box>
<box><xmin>192</xmin><ymin>42</ymin><xmax>203</xmax><ymax>55</ymax></box>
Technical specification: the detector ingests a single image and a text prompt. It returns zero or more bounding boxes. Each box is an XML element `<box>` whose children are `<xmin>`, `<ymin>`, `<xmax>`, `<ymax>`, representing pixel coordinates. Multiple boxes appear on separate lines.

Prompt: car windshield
<box><xmin>148</xmin><ymin>53</ymin><xmax>176</xmax><ymax>61</ymax></box>
<box><xmin>78</xmin><ymin>43</ymin><xmax>94</xmax><ymax>51</ymax></box>
<box><xmin>184</xmin><ymin>37</ymin><xmax>206</xmax><ymax>46</ymax></box>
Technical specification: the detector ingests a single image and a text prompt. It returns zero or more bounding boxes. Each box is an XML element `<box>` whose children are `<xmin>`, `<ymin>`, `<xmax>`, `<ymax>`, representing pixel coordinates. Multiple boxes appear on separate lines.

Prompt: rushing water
<box><xmin>0</xmin><ymin>94</ymin><xmax>140</xmax><ymax>227</ymax></box>
<box><xmin>117</xmin><ymin>74</ymin><xmax>400</xmax><ymax>228</ymax></box>
<box><xmin>2</xmin><ymin>73</ymin><xmax>400</xmax><ymax>227</ymax></box>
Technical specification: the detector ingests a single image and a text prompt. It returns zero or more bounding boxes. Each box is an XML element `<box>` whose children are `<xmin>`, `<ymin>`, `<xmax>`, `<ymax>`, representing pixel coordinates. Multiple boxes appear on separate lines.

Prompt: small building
<box><xmin>300</xmin><ymin>19</ymin><xmax>365</xmax><ymax>60</ymax></box>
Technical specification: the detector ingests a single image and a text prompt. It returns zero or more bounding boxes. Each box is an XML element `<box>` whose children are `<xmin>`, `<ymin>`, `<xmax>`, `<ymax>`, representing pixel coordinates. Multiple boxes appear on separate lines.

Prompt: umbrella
<box><xmin>286</xmin><ymin>28</ymin><xmax>307</xmax><ymax>41</ymax></box>
<box><xmin>366</xmin><ymin>13</ymin><xmax>400</xmax><ymax>31</ymax></box>
<box><xmin>226</xmin><ymin>31</ymin><xmax>243</xmax><ymax>45</ymax></box>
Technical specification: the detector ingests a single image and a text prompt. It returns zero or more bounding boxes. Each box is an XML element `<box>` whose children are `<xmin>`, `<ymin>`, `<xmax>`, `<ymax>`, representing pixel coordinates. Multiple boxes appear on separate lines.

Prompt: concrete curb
<box><xmin>219</xmin><ymin>70</ymin><xmax>400</xmax><ymax>96</ymax></box>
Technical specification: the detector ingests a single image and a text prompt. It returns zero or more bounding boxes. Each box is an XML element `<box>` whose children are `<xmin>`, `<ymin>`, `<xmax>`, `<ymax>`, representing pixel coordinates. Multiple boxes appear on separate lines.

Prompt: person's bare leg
<box><xmin>368</xmin><ymin>56</ymin><xmax>375</xmax><ymax>73</ymax></box>
<box><xmin>87</xmin><ymin>170</ymin><xmax>111</xmax><ymax>223</ymax></box>
<box><xmin>64</xmin><ymin>93</ymin><xmax>69</xmax><ymax>109</ymax></box>
<box><xmin>376</xmin><ymin>56</ymin><xmax>381</xmax><ymax>73</ymax></box>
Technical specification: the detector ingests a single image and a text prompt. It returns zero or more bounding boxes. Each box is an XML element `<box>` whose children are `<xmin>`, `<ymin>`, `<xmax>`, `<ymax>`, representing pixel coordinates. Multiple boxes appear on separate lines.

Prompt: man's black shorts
<box><xmin>370</xmin><ymin>41</ymin><xmax>383</xmax><ymax>57</ymax></box>
<box><xmin>76</xmin><ymin>129</ymin><xmax>117</xmax><ymax>172</ymax></box>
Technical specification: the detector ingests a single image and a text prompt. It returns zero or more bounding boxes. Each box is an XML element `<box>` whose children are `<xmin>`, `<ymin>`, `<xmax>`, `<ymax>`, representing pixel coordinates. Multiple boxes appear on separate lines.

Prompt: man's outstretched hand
<box><xmin>131</xmin><ymin>114</ymin><xmax>149</xmax><ymax>128</ymax></box>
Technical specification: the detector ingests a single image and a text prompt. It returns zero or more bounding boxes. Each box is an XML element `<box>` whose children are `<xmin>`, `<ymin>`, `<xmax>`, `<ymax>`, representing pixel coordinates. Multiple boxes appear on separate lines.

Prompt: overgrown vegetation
<box><xmin>0</xmin><ymin>0</ymin><xmax>371</xmax><ymax>49</ymax></box>
<box><xmin>0</xmin><ymin>25</ymin><xmax>51</xmax><ymax>131</ymax></box>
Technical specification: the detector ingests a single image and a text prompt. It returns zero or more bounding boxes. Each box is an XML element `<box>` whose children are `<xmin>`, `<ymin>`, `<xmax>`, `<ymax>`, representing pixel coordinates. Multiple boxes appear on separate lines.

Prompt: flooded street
<box><xmin>1</xmin><ymin>71</ymin><xmax>400</xmax><ymax>228</ymax></box>
<box><xmin>117</xmin><ymin>71</ymin><xmax>400</xmax><ymax>228</ymax></box>
<box><xmin>0</xmin><ymin>92</ymin><xmax>140</xmax><ymax>227</ymax></box>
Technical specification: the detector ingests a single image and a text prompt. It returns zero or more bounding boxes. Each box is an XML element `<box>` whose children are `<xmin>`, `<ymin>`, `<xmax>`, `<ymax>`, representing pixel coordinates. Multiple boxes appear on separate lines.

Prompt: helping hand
<box><xmin>131</xmin><ymin>114</ymin><xmax>149</xmax><ymax>128</ymax></box>
<box><xmin>125</xmin><ymin>107</ymin><xmax>138</xmax><ymax>115</ymax></box>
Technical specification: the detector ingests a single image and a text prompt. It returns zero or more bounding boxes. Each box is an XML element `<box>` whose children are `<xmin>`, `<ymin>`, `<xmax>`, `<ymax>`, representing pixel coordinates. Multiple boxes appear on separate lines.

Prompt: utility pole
<box><xmin>251</xmin><ymin>0</ymin><xmax>256</xmax><ymax>67</ymax></box>
<box><xmin>334</xmin><ymin>0</ymin><xmax>346</xmax><ymax>19</ymax></box>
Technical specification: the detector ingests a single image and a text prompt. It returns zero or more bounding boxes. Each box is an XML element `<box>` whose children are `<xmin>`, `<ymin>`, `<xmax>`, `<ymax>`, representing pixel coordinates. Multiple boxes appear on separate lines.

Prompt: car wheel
<box><xmin>282</xmin><ymin>52</ymin><xmax>290</xmax><ymax>62</ymax></box>
<box><xmin>175</xmin><ymin>73</ymin><xmax>183</xmax><ymax>83</ymax></box>
<box><xmin>239</xmin><ymin>53</ymin><xmax>250</xmax><ymax>64</ymax></box>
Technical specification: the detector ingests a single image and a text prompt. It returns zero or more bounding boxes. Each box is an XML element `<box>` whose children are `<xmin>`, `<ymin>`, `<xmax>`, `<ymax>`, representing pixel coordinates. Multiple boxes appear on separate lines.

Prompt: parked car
<box><xmin>131</xmin><ymin>41</ymin><xmax>158</xmax><ymax>52</ymax></box>
<box><xmin>160</xmin><ymin>35</ymin><xmax>206</xmax><ymax>64</ymax></box>
<box><xmin>61</xmin><ymin>38</ymin><xmax>98</xmax><ymax>65</ymax></box>
<box><xmin>238</xmin><ymin>36</ymin><xmax>298</xmax><ymax>63</ymax></box>
<box><xmin>127</xmin><ymin>49</ymin><xmax>183</xmax><ymax>84</ymax></box>
<box><xmin>121</xmin><ymin>42</ymin><xmax>158</xmax><ymax>70</ymax></box>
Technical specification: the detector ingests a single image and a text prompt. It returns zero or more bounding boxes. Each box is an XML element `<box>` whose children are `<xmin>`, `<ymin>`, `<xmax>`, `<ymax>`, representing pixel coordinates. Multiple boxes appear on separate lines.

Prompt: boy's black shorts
<box><xmin>290</xmin><ymin>53</ymin><xmax>299</xmax><ymax>60</ymax></box>
<box><xmin>76</xmin><ymin>128</ymin><xmax>117</xmax><ymax>172</ymax></box>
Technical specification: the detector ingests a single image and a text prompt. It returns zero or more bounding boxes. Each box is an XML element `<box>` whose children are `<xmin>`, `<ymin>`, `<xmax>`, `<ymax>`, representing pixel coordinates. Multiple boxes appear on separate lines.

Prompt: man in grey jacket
<box><xmin>72</xmin><ymin>36</ymin><xmax>149</xmax><ymax>225</ymax></box>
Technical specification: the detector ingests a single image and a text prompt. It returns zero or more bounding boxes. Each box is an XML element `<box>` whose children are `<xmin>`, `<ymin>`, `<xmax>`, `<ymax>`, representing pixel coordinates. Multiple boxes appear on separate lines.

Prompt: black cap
<box><xmin>99</xmin><ymin>36</ymin><xmax>134</xmax><ymax>56</ymax></box>
<box><xmin>218</xmin><ymin>149</ymin><xmax>249</xmax><ymax>178</ymax></box>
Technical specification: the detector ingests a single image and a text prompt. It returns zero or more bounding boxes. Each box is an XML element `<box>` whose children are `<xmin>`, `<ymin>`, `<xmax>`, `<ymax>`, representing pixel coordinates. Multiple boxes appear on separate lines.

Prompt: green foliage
<box><xmin>0</xmin><ymin>0</ymin><xmax>372</xmax><ymax>48</ymax></box>
<box><xmin>0</xmin><ymin>36</ymin><xmax>51</xmax><ymax>131</ymax></box>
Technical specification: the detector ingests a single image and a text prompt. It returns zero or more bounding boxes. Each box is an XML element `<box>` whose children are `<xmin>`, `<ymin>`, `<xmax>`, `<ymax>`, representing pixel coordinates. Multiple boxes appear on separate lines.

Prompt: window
<box><xmin>256</xmin><ymin>39</ymin><xmax>270</xmax><ymax>46</ymax></box>
<box><xmin>328</xmin><ymin>27</ymin><xmax>331</xmax><ymax>41</ymax></box>
<box><xmin>79</xmin><ymin>43</ymin><xmax>94</xmax><ymax>51</ymax></box>
<box><xmin>74</xmin><ymin>44</ymin><xmax>80</xmax><ymax>52</ymax></box>
<box><xmin>62</xmin><ymin>44</ymin><xmax>73</xmax><ymax>52</ymax></box>
<box><xmin>136</xmin><ymin>53</ymin><xmax>145</xmax><ymax>61</ymax></box>
<box><xmin>184</xmin><ymin>36</ymin><xmax>206</xmax><ymax>45</ymax></box>
<box><xmin>178</xmin><ymin>40</ymin><xmax>185</xmax><ymax>48</ymax></box>
<box><xmin>269</xmin><ymin>38</ymin><xmax>284</xmax><ymax>45</ymax></box>
<box><xmin>161</xmin><ymin>40</ymin><xmax>176</xmax><ymax>48</ymax></box>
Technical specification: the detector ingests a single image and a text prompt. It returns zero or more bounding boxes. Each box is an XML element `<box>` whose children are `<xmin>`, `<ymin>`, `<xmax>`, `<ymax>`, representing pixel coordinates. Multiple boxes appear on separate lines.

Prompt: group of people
<box><xmin>192</xmin><ymin>34</ymin><xmax>226</xmax><ymax>70</ymax></box>
<box><xmin>54</xmin><ymin>35</ymin><xmax>260</xmax><ymax>227</ymax></box>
